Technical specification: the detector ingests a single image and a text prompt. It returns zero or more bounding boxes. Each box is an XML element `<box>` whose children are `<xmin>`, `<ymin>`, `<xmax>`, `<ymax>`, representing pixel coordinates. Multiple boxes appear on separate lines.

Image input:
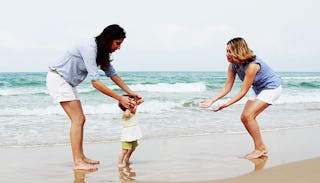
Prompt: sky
<box><xmin>0</xmin><ymin>0</ymin><xmax>319</xmax><ymax>72</ymax></box>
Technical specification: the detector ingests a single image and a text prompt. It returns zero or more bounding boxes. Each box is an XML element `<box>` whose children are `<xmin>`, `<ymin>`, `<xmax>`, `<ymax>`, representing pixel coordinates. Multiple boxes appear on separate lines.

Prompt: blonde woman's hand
<box><xmin>211</xmin><ymin>104</ymin><xmax>227</xmax><ymax>112</ymax></box>
<box><xmin>199</xmin><ymin>99</ymin><xmax>213</xmax><ymax>108</ymax></box>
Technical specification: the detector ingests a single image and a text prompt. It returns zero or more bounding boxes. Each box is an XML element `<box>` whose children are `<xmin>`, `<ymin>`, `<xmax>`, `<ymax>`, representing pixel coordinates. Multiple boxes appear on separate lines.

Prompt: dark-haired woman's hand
<box><xmin>119</xmin><ymin>95</ymin><xmax>132</xmax><ymax>109</ymax></box>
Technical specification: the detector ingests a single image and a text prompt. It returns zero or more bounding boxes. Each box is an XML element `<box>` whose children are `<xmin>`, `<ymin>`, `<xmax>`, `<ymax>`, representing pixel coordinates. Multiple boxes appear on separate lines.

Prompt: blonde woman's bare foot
<box><xmin>74</xmin><ymin>161</ymin><xmax>98</xmax><ymax>171</ymax></box>
<box><xmin>245</xmin><ymin>149</ymin><xmax>268</xmax><ymax>159</ymax></box>
<box><xmin>84</xmin><ymin>157</ymin><xmax>100</xmax><ymax>165</ymax></box>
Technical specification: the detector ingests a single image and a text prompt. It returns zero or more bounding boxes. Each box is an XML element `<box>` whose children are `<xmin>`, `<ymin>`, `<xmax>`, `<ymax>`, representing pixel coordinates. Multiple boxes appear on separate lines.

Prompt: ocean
<box><xmin>0</xmin><ymin>71</ymin><xmax>319</xmax><ymax>147</ymax></box>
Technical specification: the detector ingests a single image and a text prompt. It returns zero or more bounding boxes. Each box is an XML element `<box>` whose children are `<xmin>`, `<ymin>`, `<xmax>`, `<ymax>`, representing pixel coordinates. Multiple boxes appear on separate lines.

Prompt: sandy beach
<box><xmin>1</xmin><ymin>126</ymin><xmax>320</xmax><ymax>183</ymax></box>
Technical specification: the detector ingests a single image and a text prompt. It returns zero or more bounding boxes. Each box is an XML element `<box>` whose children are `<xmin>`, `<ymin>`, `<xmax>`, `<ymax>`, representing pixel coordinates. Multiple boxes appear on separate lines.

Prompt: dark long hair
<box><xmin>95</xmin><ymin>24</ymin><xmax>126</xmax><ymax>71</ymax></box>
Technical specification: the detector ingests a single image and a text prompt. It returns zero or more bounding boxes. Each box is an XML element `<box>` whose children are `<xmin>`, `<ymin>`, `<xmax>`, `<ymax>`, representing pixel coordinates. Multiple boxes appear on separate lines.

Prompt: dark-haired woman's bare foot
<box><xmin>84</xmin><ymin>157</ymin><xmax>100</xmax><ymax>165</ymax></box>
<box><xmin>74</xmin><ymin>161</ymin><xmax>98</xmax><ymax>170</ymax></box>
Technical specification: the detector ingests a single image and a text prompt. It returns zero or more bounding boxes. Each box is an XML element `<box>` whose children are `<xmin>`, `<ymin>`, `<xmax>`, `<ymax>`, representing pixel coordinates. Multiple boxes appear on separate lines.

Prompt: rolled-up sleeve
<box><xmin>88</xmin><ymin>71</ymin><xmax>100</xmax><ymax>81</ymax></box>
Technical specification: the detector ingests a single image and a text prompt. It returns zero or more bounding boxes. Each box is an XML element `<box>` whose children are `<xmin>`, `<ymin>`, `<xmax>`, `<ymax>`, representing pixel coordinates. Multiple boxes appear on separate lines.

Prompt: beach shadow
<box><xmin>73</xmin><ymin>169</ymin><xmax>98</xmax><ymax>183</ymax></box>
<box><xmin>249</xmin><ymin>155</ymin><xmax>268</xmax><ymax>171</ymax></box>
<box><xmin>118</xmin><ymin>164</ymin><xmax>137</xmax><ymax>182</ymax></box>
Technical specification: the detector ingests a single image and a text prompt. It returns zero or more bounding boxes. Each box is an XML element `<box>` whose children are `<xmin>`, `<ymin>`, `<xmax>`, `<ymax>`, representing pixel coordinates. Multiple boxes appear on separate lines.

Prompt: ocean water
<box><xmin>0</xmin><ymin>71</ymin><xmax>319</xmax><ymax>147</ymax></box>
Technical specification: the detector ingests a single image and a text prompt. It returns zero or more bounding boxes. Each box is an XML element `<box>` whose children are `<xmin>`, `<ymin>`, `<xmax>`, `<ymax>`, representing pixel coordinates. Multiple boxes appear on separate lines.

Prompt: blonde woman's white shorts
<box><xmin>46</xmin><ymin>71</ymin><xmax>79</xmax><ymax>103</ymax></box>
<box><xmin>246</xmin><ymin>85</ymin><xmax>282</xmax><ymax>104</ymax></box>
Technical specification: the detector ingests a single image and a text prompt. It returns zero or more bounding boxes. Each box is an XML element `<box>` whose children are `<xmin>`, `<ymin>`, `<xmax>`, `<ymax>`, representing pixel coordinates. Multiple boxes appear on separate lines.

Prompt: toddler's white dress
<box><xmin>121</xmin><ymin>114</ymin><xmax>142</xmax><ymax>142</ymax></box>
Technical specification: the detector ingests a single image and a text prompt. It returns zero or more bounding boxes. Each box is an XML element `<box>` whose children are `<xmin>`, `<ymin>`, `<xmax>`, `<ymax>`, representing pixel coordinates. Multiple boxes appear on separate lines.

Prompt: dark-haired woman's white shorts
<box><xmin>246</xmin><ymin>85</ymin><xmax>282</xmax><ymax>104</ymax></box>
<box><xmin>46</xmin><ymin>71</ymin><xmax>79</xmax><ymax>103</ymax></box>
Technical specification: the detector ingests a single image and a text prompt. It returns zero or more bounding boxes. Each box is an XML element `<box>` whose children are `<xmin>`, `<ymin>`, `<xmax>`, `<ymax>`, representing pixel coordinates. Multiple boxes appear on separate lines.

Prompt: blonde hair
<box><xmin>227</xmin><ymin>37</ymin><xmax>256</xmax><ymax>63</ymax></box>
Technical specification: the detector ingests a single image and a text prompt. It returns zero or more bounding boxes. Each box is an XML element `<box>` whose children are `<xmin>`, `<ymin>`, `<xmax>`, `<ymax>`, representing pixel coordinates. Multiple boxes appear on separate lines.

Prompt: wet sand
<box><xmin>1</xmin><ymin>126</ymin><xmax>320</xmax><ymax>183</ymax></box>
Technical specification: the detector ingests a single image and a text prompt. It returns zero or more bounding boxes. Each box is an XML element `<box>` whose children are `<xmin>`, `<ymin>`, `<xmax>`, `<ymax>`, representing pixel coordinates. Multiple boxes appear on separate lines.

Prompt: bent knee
<box><xmin>241</xmin><ymin>113</ymin><xmax>254</xmax><ymax>123</ymax></box>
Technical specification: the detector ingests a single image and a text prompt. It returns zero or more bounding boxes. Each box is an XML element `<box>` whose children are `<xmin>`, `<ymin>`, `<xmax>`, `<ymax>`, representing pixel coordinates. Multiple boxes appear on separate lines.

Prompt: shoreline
<box><xmin>1</xmin><ymin>126</ymin><xmax>320</xmax><ymax>182</ymax></box>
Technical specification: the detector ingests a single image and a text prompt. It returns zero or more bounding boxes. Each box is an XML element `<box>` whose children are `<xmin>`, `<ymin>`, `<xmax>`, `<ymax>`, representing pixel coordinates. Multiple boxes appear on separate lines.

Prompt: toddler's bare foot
<box><xmin>84</xmin><ymin>157</ymin><xmax>100</xmax><ymax>165</ymax></box>
<box><xmin>74</xmin><ymin>161</ymin><xmax>98</xmax><ymax>171</ymax></box>
<box><xmin>118</xmin><ymin>163</ymin><xmax>124</xmax><ymax>168</ymax></box>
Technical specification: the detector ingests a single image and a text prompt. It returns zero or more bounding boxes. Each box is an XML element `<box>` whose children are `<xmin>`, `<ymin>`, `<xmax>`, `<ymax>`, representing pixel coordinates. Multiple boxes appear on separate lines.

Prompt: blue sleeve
<box><xmin>104</xmin><ymin>63</ymin><xmax>117</xmax><ymax>77</ymax></box>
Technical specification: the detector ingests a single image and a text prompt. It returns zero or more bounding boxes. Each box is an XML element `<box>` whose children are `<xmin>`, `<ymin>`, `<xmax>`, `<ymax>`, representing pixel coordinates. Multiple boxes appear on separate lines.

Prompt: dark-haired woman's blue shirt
<box><xmin>49</xmin><ymin>38</ymin><xmax>116</xmax><ymax>87</ymax></box>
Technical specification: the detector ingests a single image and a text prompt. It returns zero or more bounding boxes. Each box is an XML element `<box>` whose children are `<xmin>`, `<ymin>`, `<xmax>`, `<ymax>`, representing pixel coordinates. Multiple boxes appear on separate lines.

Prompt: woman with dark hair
<box><xmin>200</xmin><ymin>37</ymin><xmax>282</xmax><ymax>159</ymax></box>
<box><xmin>46</xmin><ymin>24</ymin><xmax>143</xmax><ymax>170</ymax></box>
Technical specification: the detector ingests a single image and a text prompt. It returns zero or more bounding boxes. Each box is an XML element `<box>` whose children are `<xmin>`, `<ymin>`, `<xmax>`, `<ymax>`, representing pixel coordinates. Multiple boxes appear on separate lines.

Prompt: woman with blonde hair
<box><xmin>200</xmin><ymin>37</ymin><xmax>282</xmax><ymax>159</ymax></box>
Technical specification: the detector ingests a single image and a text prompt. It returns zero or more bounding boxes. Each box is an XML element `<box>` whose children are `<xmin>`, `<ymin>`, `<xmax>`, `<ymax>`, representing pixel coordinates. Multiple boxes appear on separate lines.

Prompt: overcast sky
<box><xmin>0</xmin><ymin>0</ymin><xmax>319</xmax><ymax>72</ymax></box>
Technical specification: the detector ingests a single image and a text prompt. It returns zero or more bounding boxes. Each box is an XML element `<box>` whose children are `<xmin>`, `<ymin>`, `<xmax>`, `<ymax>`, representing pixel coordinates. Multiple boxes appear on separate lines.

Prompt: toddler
<box><xmin>118</xmin><ymin>96</ymin><xmax>142</xmax><ymax>167</ymax></box>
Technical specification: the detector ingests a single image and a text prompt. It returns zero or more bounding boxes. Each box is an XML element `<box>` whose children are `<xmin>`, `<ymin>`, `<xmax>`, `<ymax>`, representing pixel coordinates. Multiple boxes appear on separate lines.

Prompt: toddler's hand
<box><xmin>129</xmin><ymin>98</ymin><xmax>136</xmax><ymax>108</ymax></box>
<box><xmin>135</xmin><ymin>97</ymin><xmax>144</xmax><ymax>105</ymax></box>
